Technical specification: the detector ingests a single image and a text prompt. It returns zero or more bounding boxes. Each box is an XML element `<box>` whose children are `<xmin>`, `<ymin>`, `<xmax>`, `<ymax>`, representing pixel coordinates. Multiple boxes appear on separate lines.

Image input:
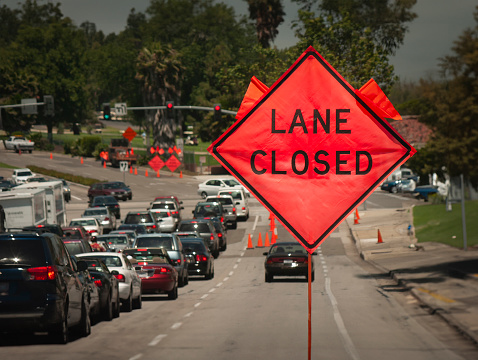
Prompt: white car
<box><xmin>76</xmin><ymin>252</ymin><xmax>142</xmax><ymax>312</ymax></box>
<box><xmin>150</xmin><ymin>209</ymin><xmax>177</xmax><ymax>232</ymax></box>
<box><xmin>218</xmin><ymin>189</ymin><xmax>249</xmax><ymax>220</ymax></box>
<box><xmin>82</xmin><ymin>207</ymin><xmax>116</xmax><ymax>233</ymax></box>
<box><xmin>69</xmin><ymin>217</ymin><xmax>103</xmax><ymax>236</ymax></box>
<box><xmin>197</xmin><ymin>178</ymin><xmax>250</xmax><ymax>199</ymax></box>
<box><xmin>11</xmin><ymin>168</ymin><xmax>36</xmax><ymax>185</ymax></box>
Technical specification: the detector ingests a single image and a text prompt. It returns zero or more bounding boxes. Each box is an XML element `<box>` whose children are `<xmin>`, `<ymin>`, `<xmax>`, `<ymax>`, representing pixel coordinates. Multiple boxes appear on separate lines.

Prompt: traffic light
<box><xmin>166</xmin><ymin>101</ymin><xmax>174</xmax><ymax>119</ymax></box>
<box><xmin>103</xmin><ymin>103</ymin><xmax>111</xmax><ymax>120</ymax></box>
<box><xmin>44</xmin><ymin>95</ymin><xmax>54</xmax><ymax>116</ymax></box>
<box><xmin>214</xmin><ymin>104</ymin><xmax>221</xmax><ymax>121</ymax></box>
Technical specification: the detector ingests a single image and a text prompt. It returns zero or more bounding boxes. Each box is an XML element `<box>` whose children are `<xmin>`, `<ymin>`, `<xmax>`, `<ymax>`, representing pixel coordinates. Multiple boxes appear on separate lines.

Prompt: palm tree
<box><xmin>135</xmin><ymin>43</ymin><xmax>182</xmax><ymax>149</ymax></box>
<box><xmin>246</xmin><ymin>0</ymin><xmax>285</xmax><ymax>48</ymax></box>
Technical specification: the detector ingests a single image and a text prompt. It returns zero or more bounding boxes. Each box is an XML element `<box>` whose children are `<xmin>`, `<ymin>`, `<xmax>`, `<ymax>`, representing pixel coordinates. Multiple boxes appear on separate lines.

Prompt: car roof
<box><xmin>76</xmin><ymin>252</ymin><xmax>123</xmax><ymax>257</ymax></box>
<box><xmin>84</xmin><ymin>206</ymin><xmax>109</xmax><ymax>210</ymax></box>
<box><xmin>136</xmin><ymin>233</ymin><xmax>175</xmax><ymax>238</ymax></box>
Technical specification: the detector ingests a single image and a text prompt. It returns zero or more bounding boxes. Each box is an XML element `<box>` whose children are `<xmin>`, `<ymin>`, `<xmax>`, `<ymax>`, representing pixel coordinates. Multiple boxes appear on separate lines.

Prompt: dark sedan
<box><xmin>91</xmin><ymin>195</ymin><xmax>121</xmax><ymax>219</ymax></box>
<box><xmin>263</xmin><ymin>242</ymin><xmax>315</xmax><ymax>282</ymax></box>
<box><xmin>181</xmin><ymin>238</ymin><xmax>214</xmax><ymax>280</ymax></box>
<box><xmin>76</xmin><ymin>257</ymin><xmax>121</xmax><ymax>321</ymax></box>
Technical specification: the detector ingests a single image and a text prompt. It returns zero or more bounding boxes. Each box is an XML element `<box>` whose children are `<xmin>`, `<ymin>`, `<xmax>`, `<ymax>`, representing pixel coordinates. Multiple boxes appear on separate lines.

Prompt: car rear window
<box><xmin>135</xmin><ymin>237</ymin><xmax>174</xmax><ymax>250</ymax></box>
<box><xmin>125</xmin><ymin>213</ymin><xmax>153</xmax><ymax>223</ymax></box>
<box><xmin>179</xmin><ymin>223</ymin><xmax>210</xmax><ymax>233</ymax></box>
<box><xmin>81</xmin><ymin>255</ymin><xmax>122</xmax><ymax>267</ymax></box>
<box><xmin>84</xmin><ymin>209</ymin><xmax>107</xmax><ymax>216</ymax></box>
<box><xmin>182</xmin><ymin>241</ymin><xmax>207</xmax><ymax>252</ymax></box>
<box><xmin>0</xmin><ymin>240</ymin><xmax>47</xmax><ymax>267</ymax></box>
<box><xmin>151</xmin><ymin>202</ymin><xmax>176</xmax><ymax>210</ymax></box>
<box><xmin>100</xmin><ymin>236</ymin><xmax>128</xmax><ymax>244</ymax></box>
<box><xmin>219</xmin><ymin>191</ymin><xmax>242</xmax><ymax>200</ymax></box>
<box><xmin>64</xmin><ymin>242</ymin><xmax>85</xmax><ymax>255</ymax></box>
<box><xmin>215</xmin><ymin>198</ymin><xmax>233</xmax><ymax>205</ymax></box>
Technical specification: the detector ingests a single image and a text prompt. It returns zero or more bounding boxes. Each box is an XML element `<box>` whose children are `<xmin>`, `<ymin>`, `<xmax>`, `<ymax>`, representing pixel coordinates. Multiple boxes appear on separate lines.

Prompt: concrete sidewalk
<box><xmin>345</xmin><ymin>207</ymin><xmax>478</xmax><ymax>347</ymax></box>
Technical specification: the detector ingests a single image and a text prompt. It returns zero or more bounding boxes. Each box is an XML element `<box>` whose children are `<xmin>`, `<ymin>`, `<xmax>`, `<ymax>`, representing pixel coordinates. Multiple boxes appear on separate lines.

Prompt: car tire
<box><xmin>168</xmin><ymin>285</ymin><xmax>178</xmax><ymax>300</ymax></box>
<box><xmin>76</xmin><ymin>297</ymin><xmax>91</xmax><ymax>337</ymax></box>
<box><xmin>205</xmin><ymin>269</ymin><xmax>212</xmax><ymax>280</ymax></box>
<box><xmin>184</xmin><ymin>271</ymin><xmax>189</xmax><ymax>286</ymax></box>
<box><xmin>212</xmin><ymin>249</ymin><xmax>220</xmax><ymax>259</ymax></box>
<box><xmin>49</xmin><ymin>307</ymin><xmax>69</xmax><ymax>344</ymax></box>
<box><xmin>265</xmin><ymin>273</ymin><xmax>273</xmax><ymax>283</ymax></box>
<box><xmin>121</xmin><ymin>290</ymin><xmax>133</xmax><ymax>312</ymax></box>
<box><xmin>133</xmin><ymin>293</ymin><xmax>142</xmax><ymax>309</ymax></box>
<box><xmin>201</xmin><ymin>191</ymin><xmax>207</xmax><ymax>199</ymax></box>
<box><xmin>103</xmin><ymin>293</ymin><xmax>113</xmax><ymax>321</ymax></box>
<box><xmin>232</xmin><ymin>222</ymin><xmax>237</xmax><ymax>230</ymax></box>
<box><xmin>391</xmin><ymin>186</ymin><xmax>398</xmax><ymax>194</ymax></box>
<box><xmin>306</xmin><ymin>272</ymin><xmax>315</xmax><ymax>282</ymax></box>
<box><xmin>221</xmin><ymin>241</ymin><xmax>227</xmax><ymax>251</ymax></box>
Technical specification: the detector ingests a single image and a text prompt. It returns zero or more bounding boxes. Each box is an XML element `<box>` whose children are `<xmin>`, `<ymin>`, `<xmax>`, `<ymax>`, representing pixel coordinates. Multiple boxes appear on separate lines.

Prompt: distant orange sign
<box><xmin>148</xmin><ymin>155</ymin><xmax>165</xmax><ymax>172</ymax></box>
<box><xmin>123</xmin><ymin>127</ymin><xmax>137</xmax><ymax>142</ymax></box>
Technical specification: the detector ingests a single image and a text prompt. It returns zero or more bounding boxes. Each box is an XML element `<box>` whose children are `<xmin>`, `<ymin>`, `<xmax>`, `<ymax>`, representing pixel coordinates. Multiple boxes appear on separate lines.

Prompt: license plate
<box><xmin>137</xmin><ymin>271</ymin><xmax>149</xmax><ymax>278</ymax></box>
<box><xmin>0</xmin><ymin>282</ymin><xmax>9</xmax><ymax>294</ymax></box>
<box><xmin>283</xmin><ymin>259</ymin><xmax>293</xmax><ymax>264</ymax></box>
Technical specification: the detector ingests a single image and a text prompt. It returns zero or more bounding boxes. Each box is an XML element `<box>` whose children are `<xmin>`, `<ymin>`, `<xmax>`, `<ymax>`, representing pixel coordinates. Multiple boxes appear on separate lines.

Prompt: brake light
<box><xmin>94</xmin><ymin>279</ymin><xmax>103</xmax><ymax>287</ymax></box>
<box><xmin>146</xmin><ymin>225</ymin><xmax>156</xmax><ymax>230</ymax></box>
<box><xmin>114</xmin><ymin>273</ymin><xmax>125</xmax><ymax>282</ymax></box>
<box><xmin>196</xmin><ymin>254</ymin><xmax>208</xmax><ymax>262</ymax></box>
<box><xmin>217</xmin><ymin>233</ymin><xmax>222</xmax><ymax>238</ymax></box>
<box><xmin>138</xmin><ymin>262</ymin><xmax>148</xmax><ymax>265</ymax></box>
<box><xmin>220</xmin><ymin>216</ymin><xmax>224</xmax><ymax>223</ymax></box>
<box><xmin>27</xmin><ymin>266</ymin><xmax>57</xmax><ymax>280</ymax></box>
<box><xmin>210</xmin><ymin>234</ymin><xmax>214</xmax><ymax>241</ymax></box>
<box><xmin>105</xmin><ymin>217</ymin><xmax>110</xmax><ymax>221</ymax></box>
<box><xmin>242</xmin><ymin>207</ymin><xmax>246</xmax><ymax>210</ymax></box>
<box><xmin>159</xmin><ymin>267</ymin><xmax>171</xmax><ymax>273</ymax></box>
<box><xmin>174</xmin><ymin>259</ymin><xmax>181</xmax><ymax>265</ymax></box>
<box><xmin>232</xmin><ymin>207</ymin><xmax>236</xmax><ymax>213</ymax></box>
<box><xmin>87</xmin><ymin>229</ymin><xmax>96</xmax><ymax>234</ymax></box>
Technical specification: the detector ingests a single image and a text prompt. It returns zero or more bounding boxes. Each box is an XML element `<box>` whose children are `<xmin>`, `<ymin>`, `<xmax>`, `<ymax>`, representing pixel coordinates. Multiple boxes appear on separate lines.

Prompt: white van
<box><xmin>218</xmin><ymin>189</ymin><xmax>249</xmax><ymax>220</ymax></box>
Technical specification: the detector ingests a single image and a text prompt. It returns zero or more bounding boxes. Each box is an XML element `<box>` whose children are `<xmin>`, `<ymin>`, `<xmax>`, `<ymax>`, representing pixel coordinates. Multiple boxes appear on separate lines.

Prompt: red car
<box><xmin>123</xmin><ymin>248</ymin><xmax>178</xmax><ymax>300</ymax></box>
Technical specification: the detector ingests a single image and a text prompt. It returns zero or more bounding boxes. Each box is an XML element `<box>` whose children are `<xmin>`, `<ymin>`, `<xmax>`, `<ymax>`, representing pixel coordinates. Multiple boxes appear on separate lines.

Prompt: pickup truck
<box><xmin>3</xmin><ymin>136</ymin><xmax>34</xmax><ymax>153</ymax></box>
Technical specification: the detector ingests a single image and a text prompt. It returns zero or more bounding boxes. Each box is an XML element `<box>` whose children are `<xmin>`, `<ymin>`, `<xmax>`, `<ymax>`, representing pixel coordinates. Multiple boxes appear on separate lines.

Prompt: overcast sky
<box><xmin>3</xmin><ymin>0</ymin><xmax>477</xmax><ymax>82</ymax></box>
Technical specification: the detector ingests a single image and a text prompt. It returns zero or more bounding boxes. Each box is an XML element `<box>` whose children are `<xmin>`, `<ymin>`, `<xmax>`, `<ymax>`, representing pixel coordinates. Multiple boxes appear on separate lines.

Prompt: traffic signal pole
<box><xmin>127</xmin><ymin>105</ymin><xmax>237</xmax><ymax>115</ymax></box>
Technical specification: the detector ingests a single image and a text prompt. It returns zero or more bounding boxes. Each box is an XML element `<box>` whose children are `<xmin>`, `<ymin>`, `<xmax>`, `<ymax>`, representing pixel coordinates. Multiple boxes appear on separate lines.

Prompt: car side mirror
<box><xmin>76</xmin><ymin>260</ymin><xmax>88</xmax><ymax>272</ymax></box>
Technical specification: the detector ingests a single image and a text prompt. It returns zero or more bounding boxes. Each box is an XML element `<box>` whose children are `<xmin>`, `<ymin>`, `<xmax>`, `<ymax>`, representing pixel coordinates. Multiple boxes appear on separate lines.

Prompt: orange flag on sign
<box><xmin>235</xmin><ymin>76</ymin><xmax>269</xmax><ymax>120</ymax></box>
<box><xmin>357</xmin><ymin>79</ymin><xmax>402</xmax><ymax>121</ymax></box>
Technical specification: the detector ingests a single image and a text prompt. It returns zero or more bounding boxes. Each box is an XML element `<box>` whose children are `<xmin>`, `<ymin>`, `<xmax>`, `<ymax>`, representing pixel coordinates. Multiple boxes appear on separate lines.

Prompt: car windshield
<box><xmin>214</xmin><ymin>197</ymin><xmax>233</xmax><ymax>205</ymax></box>
<box><xmin>125</xmin><ymin>213</ymin><xmax>153</xmax><ymax>223</ymax></box>
<box><xmin>84</xmin><ymin>209</ymin><xmax>107</xmax><ymax>216</ymax></box>
<box><xmin>70</xmin><ymin>219</ymin><xmax>96</xmax><ymax>226</ymax></box>
<box><xmin>196</xmin><ymin>204</ymin><xmax>221</xmax><ymax>216</ymax></box>
<box><xmin>219</xmin><ymin>191</ymin><xmax>241</xmax><ymax>199</ymax></box>
<box><xmin>151</xmin><ymin>202</ymin><xmax>175</xmax><ymax>210</ymax></box>
<box><xmin>0</xmin><ymin>240</ymin><xmax>46</xmax><ymax>267</ymax></box>
<box><xmin>179</xmin><ymin>223</ymin><xmax>210</xmax><ymax>233</ymax></box>
<box><xmin>63</xmin><ymin>230</ymin><xmax>82</xmax><ymax>239</ymax></box>
<box><xmin>81</xmin><ymin>255</ymin><xmax>122</xmax><ymax>267</ymax></box>
<box><xmin>17</xmin><ymin>171</ymin><xmax>33</xmax><ymax>177</ymax></box>
<box><xmin>182</xmin><ymin>241</ymin><xmax>206</xmax><ymax>252</ymax></box>
<box><xmin>223</xmin><ymin>179</ymin><xmax>240</xmax><ymax>186</ymax></box>
<box><xmin>93</xmin><ymin>196</ymin><xmax>117</xmax><ymax>204</ymax></box>
<box><xmin>103</xmin><ymin>183</ymin><xmax>122</xmax><ymax>189</ymax></box>
<box><xmin>135</xmin><ymin>237</ymin><xmax>174</xmax><ymax>250</ymax></box>
<box><xmin>64</xmin><ymin>242</ymin><xmax>84</xmax><ymax>255</ymax></box>
<box><xmin>81</xmin><ymin>259</ymin><xmax>108</xmax><ymax>272</ymax></box>
<box><xmin>99</xmin><ymin>236</ymin><xmax>128</xmax><ymax>244</ymax></box>
<box><xmin>272</xmin><ymin>244</ymin><xmax>306</xmax><ymax>254</ymax></box>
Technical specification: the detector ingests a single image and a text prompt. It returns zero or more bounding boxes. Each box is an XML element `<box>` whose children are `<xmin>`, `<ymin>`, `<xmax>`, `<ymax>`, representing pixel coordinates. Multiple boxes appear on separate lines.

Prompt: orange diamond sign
<box><xmin>122</xmin><ymin>127</ymin><xmax>137</xmax><ymax>142</ymax></box>
<box><xmin>208</xmin><ymin>47</ymin><xmax>416</xmax><ymax>253</ymax></box>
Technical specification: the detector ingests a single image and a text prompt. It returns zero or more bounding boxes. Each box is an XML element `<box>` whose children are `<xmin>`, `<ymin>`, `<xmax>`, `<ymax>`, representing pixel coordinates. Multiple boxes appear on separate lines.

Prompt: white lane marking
<box><xmin>200</xmin><ymin>294</ymin><xmax>209</xmax><ymax>299</ymax></box>
<box><xmin>233</xmin><ymin>264</ymin><xmax>238</xmax><ymax>270</ymax></box>
<box><xmin>129</xmin><ymin>354</ymin><xmax>143</xmax><ymax>360</ymax></box>
<box><xmin>71</xmin><ymin>195</ymin><xmax>82</xmax><ymax>201</ymax></box>
<box><xmin>325</xmin><ymin>277</ymin><xmax>360</xmax><ymax>360</ymax></box>
<box><xmin>194</xmin><ymin>302</ymin><xmax>201</xmax><ymax>308</ymax></box>
<box><xmin>148</xmin><ymin>334</ymin><xmax>167</xmax><ymax>346</ymax></box>
<box><xmin>184</xmin><ymin>312</ymin><xmax>193</xmax><ymax>318</ymax></box>
<box><xmin>217</xmin><ymin>282</ymin><xmax>223</xmax><ymax>287</ymax></box>
<box><xmin>236</xmin><ymin>258</ymin><xmax>242</xmax><ymax>263</ymax></box>
<box><xmin>229</xmin><ymin>271</ymin><xmax>234</xmax><ymax>276</ymax></box>
<box><xmin>209</xmin><ymin>288</ymin><xmax>216</xmax><ymax>293</ymax></box>
<box><xmin>240</xmin><ymin>251</ymin><xmax>245</xmax><ymax>257</ymax></box>
<box><xmin>171</xmin><ymin>322</ymin><xmax>182</xmax><ymax>330</ymax></box>
<box><xmin>223</xmin><ymin>277</ymin><xmax>229</xmax><ymax>282</ymax></box>
<box><xmin>253</xmin><ymin>215</ymin><xmax>259</xmax><ymax>231</ymax></box>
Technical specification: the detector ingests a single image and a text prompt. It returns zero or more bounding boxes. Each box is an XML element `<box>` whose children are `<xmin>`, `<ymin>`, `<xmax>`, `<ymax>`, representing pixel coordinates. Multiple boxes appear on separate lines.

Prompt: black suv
<box><xmin>177</xmin><ymin>219</ymin><xmax>220</xmax><ymax>258</ymax></box>
<box><xmin>0</xmin><ymin>232</ymin><xmax>92</xmax><ymax>343</ymax></box>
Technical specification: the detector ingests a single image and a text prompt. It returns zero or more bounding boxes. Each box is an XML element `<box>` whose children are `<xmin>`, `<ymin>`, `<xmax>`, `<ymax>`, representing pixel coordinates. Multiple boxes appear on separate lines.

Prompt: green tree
<box><xmin>414</xmin><ymin>7</ymin><xmax>478</xmax><ymax>185</ymax></box>
<box><xmin>246</xmin><ymin>0</ymin><xmax>285</xmax><ymax>48</ymax></box>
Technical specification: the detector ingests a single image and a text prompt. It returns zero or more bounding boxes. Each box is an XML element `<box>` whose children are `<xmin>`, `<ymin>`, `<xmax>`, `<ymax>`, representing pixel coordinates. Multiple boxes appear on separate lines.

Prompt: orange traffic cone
<box><xmin>81</xmin><ymin>157</ymin><xmax>84</xmax><ymax>164</ymax></box>
<box><xmin>103</xmin><ymin>161</ymin><xmax>106</xmax><ymax>168</ymax></box>
<box><xmin>257</xmin><ymin>233</ymin><xmax>263</xmax><ymax>247</ymax></box>
<box><xmin>355</xmin><ymin>208</ymin><xmax>360</xmax><ymax>220</ymax></box>
<box><xmin>129</xmin><ymin>166</ymin><xmax>133</xmax><ymax>174</ymax></box>
<box><xmin>270</xmin><ymin>216</ymin><xmax>275</xmax><ymax>232</ymax></box>
<box><xmin>157</xmin><ymin>170</ymin><xmax>160</xmax><ymax>178</ymax></box>
<box><xmin>145</xmin><ymin>169</ymin><xmax>149</xmax><ymax>177</ymax></box>
<box><xmin>134</xmin><ymin>167</ymin><xmax>138</xmax><ymax>175</ymax></box>
<box><xmin>247</xmin><ymin>234</ymin><xmax>254</xmax><ymax>249</ymax></box>
<box><xmin>271</xmin><ymin>232</ymin><xmax>277</xmax><ymax>245</ymax></box>
<box><xmin>180</xmin><ymin>171</ymin><xmax>183</xmax><ymax>178</ymax></box>
<box><xmin>264</xmin><ymin>232</ymin><xmax>270</xmax><ymax>247</ymax></box>
<box><xmin>50</xmin><ymin>153</ymin><xmax>53</xmax><ymax>159</ymax></box>
<box><xmin>377</xmin><ymin>229</ymin><xmax>384</xmax><ymax>244</ymax></box>
<box><xmin>354</xmin><ymin>212</ymin><xmax>360</xmax><ymax>225</ymax></box>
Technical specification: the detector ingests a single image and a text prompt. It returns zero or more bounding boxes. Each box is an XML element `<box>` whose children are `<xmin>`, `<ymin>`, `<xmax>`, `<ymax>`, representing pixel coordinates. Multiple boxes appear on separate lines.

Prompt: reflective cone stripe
<box><xmin>247</xmin><ymin>234</ymin><xmax>254</xmax><ymax>249</ymax></box>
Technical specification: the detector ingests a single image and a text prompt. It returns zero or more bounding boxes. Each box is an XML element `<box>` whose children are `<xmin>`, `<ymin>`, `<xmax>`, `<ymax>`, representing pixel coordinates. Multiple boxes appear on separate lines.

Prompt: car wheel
<box><xmin>184</xmin><ymin>271</ymin><xmax>189</xmax><ymax>286</ymax></box>
<box><xmin>265</xmin><ymin>272</ymin><xmax>273</xmax><ymax>282</ymax></box>
<box><xmin>121</xmin><ymin>290</ymin><xmax>133</xmax><ymax>312</ymax></box>
<box><xmin>133</xmin><ymin>293</ymin><xmax>142</xmax><ymax>309</ymax></box>
<box><xmin>103</xmin><ymin>293</ymin><xmax>113</xmax><ymax>321</ymax></box>
<box><xmin>201</xmin><ymin>191</ymin><xmax>207</xmax><ymax>199</ymax></box>
<box><xmin>212</xmin><ymin>249</ymin><xmax>220</xmax><ymax>259</ymax></box>
<box><xmin>168</xmin><ymin>285</ymin><xmax>178</xmax><ymax>300</ymax></box>
<box><xmin>221</xmin><ymin>241</ymin><xmax>227</xmax><ymax>251</ymax></box>
<box><xmin>76</xmin><ymin>297</ymin><xmax>91</xmax><ymax>337</ymax></box>
<box><xmin>391</xmin><ymin>186</ymin><xmax>398</xmax><ymax>194</ymax></box>
<box><xmin>232</xmin><ymin>222</ymin><xmax>237</xmax><ymax>230</ymax></box>
<box><xmin>49</xmin><ymin>307</ymin><xmax>68</xmax><ymax>344</ymax></box>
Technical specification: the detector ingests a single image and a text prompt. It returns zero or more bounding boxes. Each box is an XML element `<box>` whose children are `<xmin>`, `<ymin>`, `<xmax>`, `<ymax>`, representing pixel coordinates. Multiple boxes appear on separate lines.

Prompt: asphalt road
<box><xmin>0</xmin><ymin>149</ymin><xmax>476</xmax><ymax>359</ymax></box>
